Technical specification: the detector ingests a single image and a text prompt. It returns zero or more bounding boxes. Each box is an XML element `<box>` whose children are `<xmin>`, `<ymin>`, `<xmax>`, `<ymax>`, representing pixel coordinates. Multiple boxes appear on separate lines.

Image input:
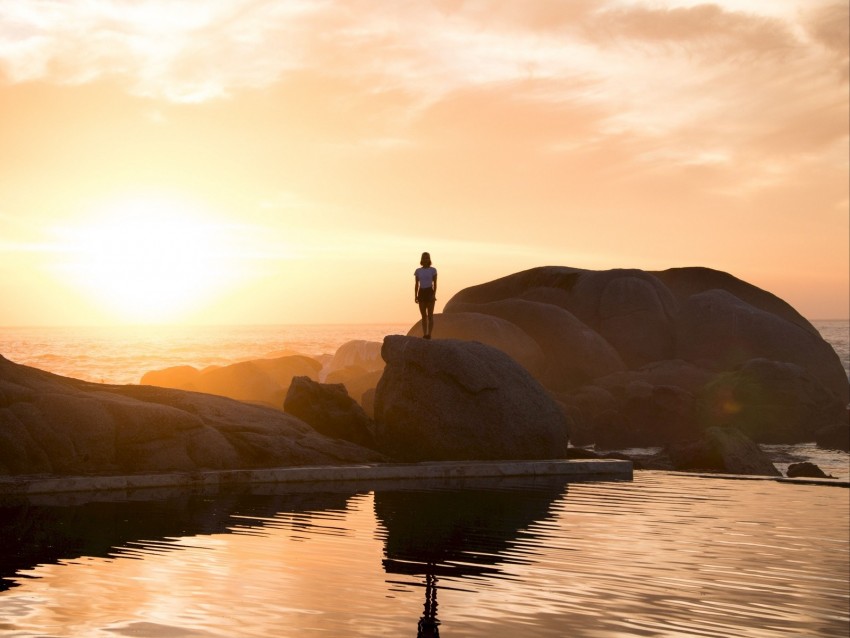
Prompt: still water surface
<box><xmin>1</xmin><ymin>472</ymin><xmax>848</xmax><ymax>637</ymax></box>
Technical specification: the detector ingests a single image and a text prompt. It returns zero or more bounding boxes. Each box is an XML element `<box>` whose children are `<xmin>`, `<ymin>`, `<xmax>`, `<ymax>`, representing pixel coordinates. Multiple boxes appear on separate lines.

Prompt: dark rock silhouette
<box><xmin>815</xmin><ymin>420</ymin><xmax>850</xmax><ymax>451</ymax></box>
<box><xmin>0</xmin><ymin>355</ymin><xmax>381</xmax><ymax>476</ymax></box>
<box><xmin>283</xmin><ymin>376</ymin><xmax>376</xmax><ymax>448</ymax></box>
<box><xmin>786</xmin><ymin>461</ymin><xmax>833</xmax><ymax>479</ymax></box>
<box><xmin>141</xmin><ymin>354</ymin><xmax>322</xmax><ymax>408</ymax></box>
<box><xmin>446</xmin><ymin>299</ymin><xmax>625</xmax><ymax>390</ymax></box>
<box><xmin>374</xmin><ymin>336</ymin><xmax>570</xmax><ymax>461</ymax></box>
<box><xmin>439</xmin><ymin>266</ymin><xmax>848</xmax><ymax>450</ymax></box>
<box><xmin>695</xmin><ymin>358</ymin><xmax>845</xmax><ymax>443</ymax></box>
<box><xmin>665</xmin><ymin>426</ymin><xmax>780</xmax><ymax>476</ymax></box>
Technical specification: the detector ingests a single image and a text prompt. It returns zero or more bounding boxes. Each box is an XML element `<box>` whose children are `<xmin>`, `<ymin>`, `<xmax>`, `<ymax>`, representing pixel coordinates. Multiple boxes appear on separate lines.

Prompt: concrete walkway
<box><xmin>0</xmin><ymin>458</ymin><xmax>633</xmax><ymax>496</ymax></box>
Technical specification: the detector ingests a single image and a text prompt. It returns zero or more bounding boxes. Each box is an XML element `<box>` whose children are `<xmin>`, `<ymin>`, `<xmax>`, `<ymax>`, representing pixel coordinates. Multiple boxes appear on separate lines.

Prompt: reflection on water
<box><xmin>1</xmin><ymin>473</ymin><xmax>848</xmax><ymax>637</ymax></box>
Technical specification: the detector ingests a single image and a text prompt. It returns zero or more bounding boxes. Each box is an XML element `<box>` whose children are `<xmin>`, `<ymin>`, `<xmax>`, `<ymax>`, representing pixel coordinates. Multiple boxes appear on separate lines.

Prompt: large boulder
<box><xmin>676</xmin><ymin>289</ymin><xmax>847</xmax><ymax>401</ymax></box>
<box><xmin>567</xmin><ymin>269</ymin><xmax>679</xmax><ymax>367</ymax></box>
<box><xmin>283</xmin><ymin>376</ymin><xmax>375</xmax><ymax>448</ymax></box>
<box><xmin>695</xmin><ymin>358</ymin><xmax>847</xmax><ymax>443</ymax></box>
<box><xmin>593</xmin><ymin>382</ymin><xmax>698</xmax><ymax>448</ymax></box>
<box><xmin>448</xmin><ymin>299</ymin><xmax>625</xmax><ymax>391</ymax></box>
<box><xmin>374</xmin><ymin>336</ymin><xmax>570</xmax><ymax>461</ymax></box>
<box><xmin>405</xmin><ymin>311</ymin><xmax>546</xmax><ymax>379</ymax></box>
<box><xmin>437</xmin><ymin>265</ymin><xmax>848</xmax><ymax>448</ymax></box>
<box><xmin>0</xmin><ymin>355</ymin><xmax>382</xmax><ymax>476</ymax></box>
<box><xmin>666</xmin><ymin>426</ymin><xmax>781</xmax><ymax>476</ymax></box>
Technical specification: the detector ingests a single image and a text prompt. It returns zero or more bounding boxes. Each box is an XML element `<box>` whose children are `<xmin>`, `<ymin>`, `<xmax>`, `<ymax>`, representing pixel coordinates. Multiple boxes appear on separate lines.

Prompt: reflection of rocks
<box><xmin>439</xmin><ymin>266</ymin><xmax>848</xmax><ymax>453</ymax></box>
<box><xmin>0</xmin><ymin>484</ymin><xmax>361</xmax><ymax>591</ymax></box>
<box><xmin>375</xmin><ymin>336</ymin><xmax>570</xmax><ymax>461</ymax></box>
<box><xmin>374</xmin><ymin>476</ymin><xmax>566</xmax><ymax>578</ymax></box>
<box><xmin>141</xmin><ymin>355</ymin><xmax>322</xmax><ymax>408</ymax></box>
<box><xmin>283</xmin><ymin>376</ymin><xmax>376</xmax><ymax>448</ymax></box>
<box><xmin>0</xmin><ymin>356</ymin><xmax>382</xmax><ymax>476</ymax></box>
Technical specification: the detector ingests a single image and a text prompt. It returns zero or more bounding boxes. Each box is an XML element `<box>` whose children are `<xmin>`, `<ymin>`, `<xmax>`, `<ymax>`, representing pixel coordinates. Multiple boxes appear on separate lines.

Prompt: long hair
<box><xmin>420</xmin><ymin>252</ymin><xmax>432</xmax><ymax>268</ymax></box>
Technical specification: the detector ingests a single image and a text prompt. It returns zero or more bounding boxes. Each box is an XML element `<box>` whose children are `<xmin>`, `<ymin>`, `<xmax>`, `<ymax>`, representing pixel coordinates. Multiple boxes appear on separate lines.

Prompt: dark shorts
<box><xmin>418</xmin><ymin>287</ymin><xmax>435</xmax><ymax>308</ymax></box>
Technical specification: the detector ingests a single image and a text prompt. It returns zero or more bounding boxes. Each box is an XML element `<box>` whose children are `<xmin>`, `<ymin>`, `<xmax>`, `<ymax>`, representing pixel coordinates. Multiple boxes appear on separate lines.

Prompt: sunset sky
<box><xmin>1</xmin><ymin>0</ymin><xmax>847</xmax><ymax>326</ymax></box>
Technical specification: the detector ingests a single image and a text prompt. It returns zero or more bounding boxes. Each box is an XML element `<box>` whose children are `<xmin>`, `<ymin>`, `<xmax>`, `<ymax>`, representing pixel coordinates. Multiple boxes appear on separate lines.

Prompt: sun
<box><xmin>57</xmin><ymin>194</ymin><xmax>233</xmax><ymax>323</ymax></box>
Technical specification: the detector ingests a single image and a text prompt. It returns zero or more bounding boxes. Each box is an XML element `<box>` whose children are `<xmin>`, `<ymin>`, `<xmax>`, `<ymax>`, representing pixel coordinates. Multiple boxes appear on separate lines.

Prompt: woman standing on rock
<box><xmin>414</xmin><ymin>252</ymin><xmax>437</xmax><ymax>339</ymax></box>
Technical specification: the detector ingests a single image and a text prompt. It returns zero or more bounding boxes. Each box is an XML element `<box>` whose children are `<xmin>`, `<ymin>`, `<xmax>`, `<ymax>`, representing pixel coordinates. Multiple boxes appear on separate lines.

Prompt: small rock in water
<box><xmin>786</xmin><ymin>461</ymin><xmax>834</xmax><ymax>479</ymax></box>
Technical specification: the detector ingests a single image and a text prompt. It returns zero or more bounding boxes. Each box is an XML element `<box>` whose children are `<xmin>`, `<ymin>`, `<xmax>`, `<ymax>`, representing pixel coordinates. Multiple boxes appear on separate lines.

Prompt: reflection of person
<box><xmin>414</xmin><ymin>252</ymin><xmax>437</xmax><ymax>339</ymax></box>
<box><xmin>417</xmin><ymin>567</ymin><xmax>440</xmax><ymax>637</ymax></box>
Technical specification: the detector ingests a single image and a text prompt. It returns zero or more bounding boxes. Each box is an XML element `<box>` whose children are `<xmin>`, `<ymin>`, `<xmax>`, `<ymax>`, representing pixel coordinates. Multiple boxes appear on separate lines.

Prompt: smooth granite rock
<box><xmin>374</xmin><ymin>335</ymin><xmax>570</xmax><ymax>462</ymax></box>
<box><xmin>438</xmin><ymin>265</ymin><xmax>848</xmax><ymax>448</ymax></box>
<box><xmin>406</xmin><ymin>311</ymin><xmax>546</xmax><ymax>380</ymax></box>
<box><xmin>447</xmin><ymin>299</ymin><xmax>625</xmax><ymax>391</ymax></box>
<box><xmin>695</xmin><ymin>358</ymin><xmax>847</xmax><ymax>443</ymax></box>
<box><xmin>0</xmin><ymin>355</ymin><xmax>382</xmax><ymax>476</ymax></box>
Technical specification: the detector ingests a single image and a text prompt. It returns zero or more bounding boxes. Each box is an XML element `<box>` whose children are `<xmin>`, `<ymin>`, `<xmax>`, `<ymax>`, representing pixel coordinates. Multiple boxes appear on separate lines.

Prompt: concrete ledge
<box><xmin>0</xmin><ymin>458</ymin><xmax>632</xmax><ymax>496</ymax></box>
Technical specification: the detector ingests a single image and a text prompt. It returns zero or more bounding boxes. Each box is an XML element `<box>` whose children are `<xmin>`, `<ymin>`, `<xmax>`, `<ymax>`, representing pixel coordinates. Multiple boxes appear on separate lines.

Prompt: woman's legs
<box><xmin>425</xmin><ymin>299</ymin><xmax>435</xmax><ymax>337</ymax></box>
<box><xmin>418</xmin><ymin>288</ymin><xmax>436</xmax><ymax>338</ymax></box>
<box><xmin>418</xmin><ymin>301</ymin><xmax>429</xmax><ymax>337</ymax></box>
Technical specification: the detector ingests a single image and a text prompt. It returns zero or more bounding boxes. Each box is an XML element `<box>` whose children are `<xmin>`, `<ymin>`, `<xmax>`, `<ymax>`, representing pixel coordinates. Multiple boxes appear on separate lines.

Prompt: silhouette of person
<box><xmin>414</xmin><ymin>252</ymin><xmax>437</xmax><ymax>339</ymax></box>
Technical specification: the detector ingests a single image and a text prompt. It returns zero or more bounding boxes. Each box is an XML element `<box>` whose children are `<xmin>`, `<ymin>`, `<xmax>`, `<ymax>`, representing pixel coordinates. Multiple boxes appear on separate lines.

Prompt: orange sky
<box><xmin>0</xmin><ymin>0</ymin><xmax>847</xmax><ymax>325</ymax></box>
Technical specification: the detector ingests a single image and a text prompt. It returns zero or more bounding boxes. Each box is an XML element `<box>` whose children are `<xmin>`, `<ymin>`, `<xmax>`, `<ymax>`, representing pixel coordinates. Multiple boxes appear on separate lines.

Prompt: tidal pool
<box><xmin>1</xmin><ymin>472</ymin><xmax>847</xmax><ymax>637</ymax></box>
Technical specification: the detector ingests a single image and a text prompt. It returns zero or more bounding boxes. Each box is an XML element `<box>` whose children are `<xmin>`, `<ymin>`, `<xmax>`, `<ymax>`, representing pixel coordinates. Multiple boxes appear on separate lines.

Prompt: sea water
<box><xmin>0</xmin><ymin>473</ymin><xmax>847</xmax><ymax>637</ymax></box>
<box><xmin>0</xmin><ymin>323</ymin><xmax>410</xmax><ymax>385</ymax></box>
<box><xmin>0</xmin><ymin>320</ymin><xmax>846</xmax><ymax>386</ymax></box>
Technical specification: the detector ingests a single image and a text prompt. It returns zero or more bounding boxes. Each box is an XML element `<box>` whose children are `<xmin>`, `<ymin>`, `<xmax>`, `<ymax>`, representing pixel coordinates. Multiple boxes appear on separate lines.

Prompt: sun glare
<box><xmin>57</xmin><ymin>195</ymin><xmax>232</xmax><ymax>323</ymax></box>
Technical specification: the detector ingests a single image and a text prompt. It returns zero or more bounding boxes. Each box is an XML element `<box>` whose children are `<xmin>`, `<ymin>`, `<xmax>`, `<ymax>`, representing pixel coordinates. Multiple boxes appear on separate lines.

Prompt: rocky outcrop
<box><xmin>665</xmin><ymin>426</ymin><xmax>781</xmax><ymax>476</ymax></box>
<box><xmin>0</xmin><ymin>355</ymin><xmax>381</xmax><ymax>476</ymax></box>
<box><xmin>374</xmin><ymin>336</ymin><xmax>570</xmax><ymax>462</ymax></box>
<box><xmin>439</xmin><ymin>266</ymin><xmax>848</xmax><ymax>448</ymax></box>
<box><xmin>140</xmin><ymin>355</ymin><xmax>322</xmax><ymax>408</ymax></box>
<box><xmin>283</xmin><ymin>376</ymin><xmax>376</xmax><ymax>448</ymax></box>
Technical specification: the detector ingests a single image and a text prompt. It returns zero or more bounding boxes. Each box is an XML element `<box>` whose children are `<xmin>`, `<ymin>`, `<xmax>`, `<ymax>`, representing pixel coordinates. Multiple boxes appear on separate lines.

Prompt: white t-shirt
<box><xmin>415</xmin><ymin>266</ymin><xmax>437</xmax><ymax>289</ymax></box>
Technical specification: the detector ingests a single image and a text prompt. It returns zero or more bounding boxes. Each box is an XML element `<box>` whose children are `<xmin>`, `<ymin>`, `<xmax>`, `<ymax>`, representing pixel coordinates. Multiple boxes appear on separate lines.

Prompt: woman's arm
<box><xmin>414</xmin><ymin>274</ymin><xmax>420</xmax><ymax>302</ymax></box>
